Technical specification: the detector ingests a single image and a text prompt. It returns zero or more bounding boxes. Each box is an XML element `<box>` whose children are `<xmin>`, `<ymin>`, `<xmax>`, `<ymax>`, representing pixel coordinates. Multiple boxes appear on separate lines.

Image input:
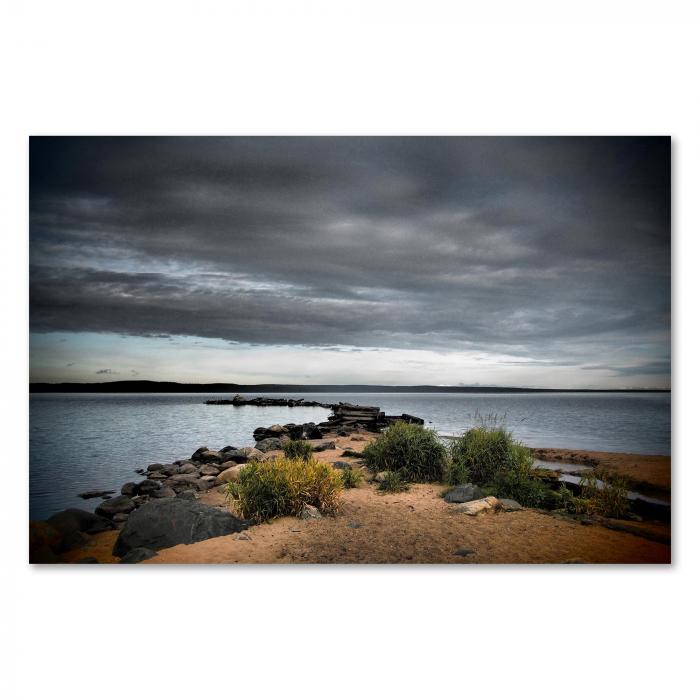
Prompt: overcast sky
<box><xmin>29</xmin><ymin>136</ymin><xmax>670</xmax><ymax>388</ymax></box>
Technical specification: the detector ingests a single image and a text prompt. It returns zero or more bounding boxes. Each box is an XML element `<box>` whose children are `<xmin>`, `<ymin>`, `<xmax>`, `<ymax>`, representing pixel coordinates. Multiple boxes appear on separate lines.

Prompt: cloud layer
<box><xmin>29</xmin><ymin>137</ymin><xmax>671</xmax><ymax>386</ymax></box>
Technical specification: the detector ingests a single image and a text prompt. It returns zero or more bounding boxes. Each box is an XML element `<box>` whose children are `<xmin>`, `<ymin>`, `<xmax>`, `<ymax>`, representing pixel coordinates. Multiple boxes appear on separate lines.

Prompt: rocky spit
<box><xmin>206</xmin><ymin>396</ymin><xmax>423</xmax><ymax>434</ymax></box>
<box><xmin>29</xmin><ymin>400</ymin><xmax>421</xmax><ymax>564</ymax></box>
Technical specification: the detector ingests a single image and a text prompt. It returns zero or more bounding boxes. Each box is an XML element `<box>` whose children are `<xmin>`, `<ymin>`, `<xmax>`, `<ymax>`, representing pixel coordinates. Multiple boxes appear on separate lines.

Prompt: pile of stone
<box><xmin>205</xmin><ymin>394</ymin><xmax>333</xmax><ymax>408</ymax></box>
<box><xmin>317</xmin><ymin>402</ymin><xmax>424</xmax><ymax>434</ymax></box>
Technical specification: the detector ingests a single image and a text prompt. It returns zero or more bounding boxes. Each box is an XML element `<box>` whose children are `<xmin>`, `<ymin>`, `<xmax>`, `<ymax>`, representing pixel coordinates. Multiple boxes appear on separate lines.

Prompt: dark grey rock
<box><xmin>499</xmin><ymin>498</ymin><xmax>523</xmax><ymax>512</ymax></box>
<box><xmin>199</xmin><ymin>464</ymin><xmax>220</xmax><ymax>477</ymax></box>
<box><xmin>95</xmin><ymin>495</ymin><xmax>136</xmax><ymax>519</ymax></box>
<box><xmin>47</xmin><ymin>508</ymin><xmax>114</xmax><ymax>536</ymax></box>
<box><xmin>78</xmin><ymin>489</ymin><xmax>115</xmax><ymax>500</ymax></box>
<box><xmin>113</xmin><ymin>498</ymin><xmax>249</xmax><ymax>556</ymax></box>
<box><xmin>176</xmin><ymin>490</ymin><xmax>197</xmax><ymax>500</ymax></box>
<box><xmin>453</xmin><ymin>548</ymin><xmax>476</xmax><ymax>557</ymax></box>
<box><xmin>121</xmin><ymin>482</ymin><xmax>138</xmax><ymax>496</ymax></box>
<box><xmin>177</xmin><ymin>463</ymin><xmax>198</xmax><ymax>474</ymax></box>
<box><xmin>119</xmin><ymin>547</ymin><xmax>159</xmax><ymax>564</ymax></box>
<box><xmin>225</xmin><ymin>447</ymin><xmax>263</xmax><ymax>463</ymax></box>
<box><xmin>136</xmin><ymin>478</ymin><xmax>161</xmax><ymax>495</ymax></box>
<box><xmin>146</xmin><ymin>463</ymin><xmax>164</xmax><ymax>472</ymax></box>
<box><xmin>131</xmin><ymin>495</ymin><xmax>150</xmax><ymax>507</ymax></box>
<box><xmin>348</xmin><ymin>522</ymin><xmax>362</xmax><ymax>529</ymax></box>
<box><xmin>312</xmin><ymin>441</ymin><xmax>336</xmax><ymax>452</ymax></box>
<box><xmin>333</xmin><ymin>461</ymin><xmax>352</xmax><ymax>469</ymax></box>
<box><xmin>443</xmin><ymin>484</ymin><xmax>484</xmax><ymax>504</ymax></box>
<box><xmin>255</xmin><ymin>437</ymin><xmax>282</xmax><ymax>452</ymax></box>
<box><xmin>303</xmin><ymin>423</ymin><xmax>324</xmax><ymax>439</ymax></box>
<box><xmin>152</xmin><ymin>486</ymin><xmax>176</xmax><ymax>499</ymax></box>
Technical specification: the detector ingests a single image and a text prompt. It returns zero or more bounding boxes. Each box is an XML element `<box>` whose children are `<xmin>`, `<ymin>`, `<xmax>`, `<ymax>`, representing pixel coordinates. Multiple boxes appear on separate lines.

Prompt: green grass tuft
<box><xmin>282</xmin><ymin>439</ymin><xmax>313</xmax><ymax>461</ymax></box>
<box><xmin>362</xmin><ymin>422</ymin><xmax>447</xmax><ymax>482</ymax></box>
<box><xmin>225</xmin><ymin>456</ymin><xmax>343</xmax><ymax>521</ymax></box>
<box><xmin>377</xmin><ymin>471</ymin><xmax>409</xmax><ymax>493</ymax></box>
<box><xmin>341</xmin><ymin>467</ymin><xmax>363</xmax><ymax>489</ymax></box>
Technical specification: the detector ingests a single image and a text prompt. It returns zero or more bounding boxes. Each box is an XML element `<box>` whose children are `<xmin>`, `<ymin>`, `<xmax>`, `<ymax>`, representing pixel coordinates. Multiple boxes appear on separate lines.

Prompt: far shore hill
<box><xmin>29</xmin><ymin>381</ymin><xmax>670</xmax><ymax>394</ymax></box>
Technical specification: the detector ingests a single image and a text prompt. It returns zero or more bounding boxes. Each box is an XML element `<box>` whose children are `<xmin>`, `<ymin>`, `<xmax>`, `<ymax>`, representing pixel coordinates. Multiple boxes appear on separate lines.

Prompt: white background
<box><xmin>1</xmin><ymin>2</ymin><xmax>697</xmax><ymax>699</ymax></box>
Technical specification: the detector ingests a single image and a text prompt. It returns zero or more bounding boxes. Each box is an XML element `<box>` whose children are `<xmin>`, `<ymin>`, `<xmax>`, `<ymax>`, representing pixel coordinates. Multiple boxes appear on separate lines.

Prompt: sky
<box><xmin>29</xmin><ymin>136</ymin><xmax>671</xmax><ymax>388</ymax></box>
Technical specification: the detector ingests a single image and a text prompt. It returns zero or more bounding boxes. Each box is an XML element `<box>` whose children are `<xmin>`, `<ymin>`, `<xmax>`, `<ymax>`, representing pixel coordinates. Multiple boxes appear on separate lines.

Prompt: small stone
<box><xmin>453</xmin><ymin>496</ymin><xmax>499</xmax><ymax>516</ymax></box>
<box><xmin>453</xmin><ymin>548</ymin><xmax>476</xmax><ymax>557</ymax></box>
<box><xmin>235</xmin><ymin>533</ymin><xmax>252</xmax><ymax>541</ymax></box>
<box><xmin>300</xmin><ymin>504</ymin><xmax>322</xmax><ymax>520</ymax></box>
<box><xmin>347</xmin><ymin>522</ymin><xmax>362</xmax><ymax>529</ymax></box>
<box><xmin>333</xmin><ymin>461</ymin><xmax>352</xmax><ymax>469</ymax></box>
<box><xmin>499</xmin><ymin>498</ymin><xmax>523</xmax><ymax>512</ymax></box>
<box><xmin>443</xmin><ymin>484</ymin><xmax>484</xmax><ymax>503</ymax></box>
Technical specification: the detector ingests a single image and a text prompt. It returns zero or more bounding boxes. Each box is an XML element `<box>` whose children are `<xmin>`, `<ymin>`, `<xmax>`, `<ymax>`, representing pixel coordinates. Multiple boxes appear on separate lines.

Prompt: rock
<box><xmin>121</xmin><ymin>482</ymin><xmax>138</xmax><ymax>496</ymax></box>
<box><xmin>113</xmin><ymin>498</ymin><xmax>250</xmax><ymax>557</ymax></box>
<box><xmin>62</xmin><ymin>530</ymin><xmax>90</xmax><ymax>550</ymax></box>
<box><xmin>95</xmin><ymin>495</ymin><xmax>136</xmax><ymax>519</ymax></box>
<box><xmin>443</xmin><ymin>484</ymin><xmax>484</xmax><ymax>504</ymax></box>
<box><xmin>284</xmin><ymin>424</ymin><xmax>304</xmax><ymax>440</ymax></box>
<box><xmin>220</xmin><ymin>445</ymin><xmax>238</xmax><ymax>453</ymax></box>
<box><xmin>299</xmin><ymin>504</ymin><xmax>322</xmax><ymax>520</ymax></box>
<box><xmin>225</xmin><ymin>447</ymin><xmax>264</xmax><ymax>463</ymax></box>
<box><xmin>236</xmin><ymin>532</ymin><xmax>252</xmax><ymax>541</ymax></box>
<box><xmin>78</xmin><ymin>489</ymin><xmax>115</xmax><ymax>500</ymax></box>
<box><xmin>303</xmin><ymin>423</ymin><xmax>324</xmax><ymax>439</ymax></box>
<box><xmin>499</xmin><ymin>499</ymin><xmax>523</xmax><ymax>512</ymax></box>
<box><xmin>333</xmin><ymin>461</ymin><xmax>352</xmax><ymax>469</ymax></box>
<box><xmin>112</xmin><ymin>513</ymin><xmax>129</xmax><ymax>523</ymax></box>
<box><xmin>217</xmin><ymin>464</ymin><xmax>244</xmax><ymax>483</ymax></box>
<box><xmin>134</xmin><ymin>468</ymin><xmax>145</xmax><ymax>475</ymax></box>
<box><xmin>136</xmin><ymin>478</ymin><xmax>161</xmax><ymax>495</ymax></box>
<box><xmin>167</xmin><ymin>473</ymin><xmax>201</xmax><ymax>489</ymax></box>
<box><xmin>199</xmin><ymin>464</ymin><xmax>220</xmax><ymax>477</ymax></box>
<box><xmin>191</xmin><ymin>446</ymin><xmax>209</xmax><ymax>460</ymax></box>
<box><xmin>147</xmin><ymin>472</ymin><xmax>167</xmax><ymax>481</ymax></box>
<box><xmin>131</xmin><ymin>495</ymin><xmax>150</xmax><ymax>507</ymax></box>
<box><xmin>253</xmin><ymin>424</ymin><xmax>289</xmax><ymax>441</ymax></box>
<box><xmin>348</xmin><ymin>522</ymin><xmax>362</xmax><ymax>529</ymax></box>
<box><xmin>197</xmin><ymin>476</ymin><xmax>218</xmax><ymax>490</ymax></box>
<box><xmin>196</xmin><ymin>450</ymin><xmax>224</xmax><ymax>464</ymax></box>
<box><xmin>374</xmin><ymin>471</ymin><xmax>389</xmax><ymax>483</ymax></box>
<box><xmin>29</xmin><ymin>521</ymin><xmax>63</xmax><ymax>562</ymax></box>
<box><xmin>255</xmin><ymin>437</ymin><xmax>283</xmax><ymax>452</ymax></box>
<box><xmin>119</xmin><ymin>547</ymin><xmax>159</xmax><ymax>564</ymax></box>
<box><xmin>151</xmin><ymin>486</ymin><xmax>176</xmax><ymax>499</ymax></box>
<box><xmin>47</xmin><ymin>508</ymin><xmax>114</xmax><ymax>536</ymax></box>
<box><xmin>146</xmin><ymin>463</ymin><xmax>164</xmax><ymax>472</ymax></box>
<box><xmin>177</xmin><ymin>463</ymin><xmax>199</xmax><ymax>474</ymax></box>
<box><xmin>453</xmin><ymin>548</ymin><xmax>476</xmax><ymax>557</ymax></box>
<box><xmin>453</xmin><ymin>496</ymin><xmax>499</xmax><ymax>516</ymax></box>
<box><xmin>76</xmin><ymin>557</ymin><xmax>99</xmax><ymax>564</ymax></box>
<box><xmin>312</xmin><ymin>441</ymin><xmax>336</xmax><ymax>452</ymax></box>
<box><xmin>176</xmin><ymin>490</ymin><xmax>197</xmax><ymax>500</ymax></box>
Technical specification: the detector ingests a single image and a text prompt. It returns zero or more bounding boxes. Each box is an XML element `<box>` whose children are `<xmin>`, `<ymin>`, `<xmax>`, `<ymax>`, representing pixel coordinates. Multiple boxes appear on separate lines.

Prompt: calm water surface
<box><xmin>29</xmin><ymin>392</ymin><xmax>670</xmax><ymax>519</ymax></box>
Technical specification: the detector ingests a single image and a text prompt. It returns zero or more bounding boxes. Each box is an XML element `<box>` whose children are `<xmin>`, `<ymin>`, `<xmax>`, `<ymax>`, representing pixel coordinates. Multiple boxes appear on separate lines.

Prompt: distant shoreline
<box><xmin>29</xmin><ymin>381</ymin><xmax>671</xmax><ymax>394</ymax></box>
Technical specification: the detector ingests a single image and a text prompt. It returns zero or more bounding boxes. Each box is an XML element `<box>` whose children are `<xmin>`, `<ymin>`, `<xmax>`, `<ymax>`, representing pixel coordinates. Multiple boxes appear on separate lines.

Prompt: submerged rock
<box><xmin>78</xmin><ymin>489</ymin><xmax>115</xmax><ymax>500</ymax></box>
<box><xmin>112</xmin><ymin>498</ymin><xmax>249</xmax><ymax>557</ymax></box>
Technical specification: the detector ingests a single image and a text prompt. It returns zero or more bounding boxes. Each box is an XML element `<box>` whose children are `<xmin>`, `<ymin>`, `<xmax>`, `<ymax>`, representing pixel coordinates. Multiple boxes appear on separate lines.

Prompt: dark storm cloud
<box><xmin>29</xmin><ymin>137</ymin><xmax>670</xmax><ymax>374</ymax></box>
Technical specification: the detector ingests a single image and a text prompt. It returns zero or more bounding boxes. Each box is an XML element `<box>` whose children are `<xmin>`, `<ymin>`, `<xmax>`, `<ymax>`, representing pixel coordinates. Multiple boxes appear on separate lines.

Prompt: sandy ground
<box><xmin>531</xmin><ymin>447</ymin><xmax>671</xmax><ymax>493</ymax></box>
<box><xmin>61</xmin><ymin>432</ymin><xmax>671</xmax><ymax>565</ymax></box>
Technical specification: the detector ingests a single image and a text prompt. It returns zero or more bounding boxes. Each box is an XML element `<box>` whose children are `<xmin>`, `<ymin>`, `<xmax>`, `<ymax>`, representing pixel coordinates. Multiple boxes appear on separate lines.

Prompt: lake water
<box><xmin>29</xmin><ymin>391</ymin><xmax>671</xmax><ymax>520</ymax></box>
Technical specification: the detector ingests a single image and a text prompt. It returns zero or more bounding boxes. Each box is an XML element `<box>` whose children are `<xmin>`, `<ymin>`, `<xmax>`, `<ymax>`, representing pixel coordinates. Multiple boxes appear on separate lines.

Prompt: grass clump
<box><xmin>341</xmin><ymin>467</ymin><xmax>363</xmax><ymax>489</ymax></box>
<box><xmin>448</xmin><ymin>426</ymin><xmax>547</xmax><ymax>507</ymax></box>
<box><xmin>362</xmin><ymin>422</ymin><xmax>447</xmax><ymax>482</ymax></box>
<box><xmin>282</xmin><ymin>439</ymin><xmax>313</xmax><ymax>461</ymax></box>
<box><xmin>377</xmin><ymin>471</ymin><xmax>409</xmax><ymax>493</ymax></box>
<box><xmin>575</xmin><ymin>470</ymin><xmax>630</xmax><ymax>519</ymax></box>
<box><xmin>225</xmin><ymin>456</ymin><xmax>343</xmax><ymax>521</ymax></box>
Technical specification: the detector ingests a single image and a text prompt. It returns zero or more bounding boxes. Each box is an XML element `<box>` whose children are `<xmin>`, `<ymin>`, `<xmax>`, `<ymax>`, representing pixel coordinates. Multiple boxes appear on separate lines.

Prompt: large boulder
<box><xmin>196</xmin><ymin>450</ymin><xmax>225</xmax><ymax>464</ymax></box>
<box><xmin>303</xmin><ymin>423</ymin><xmax>324</xmax><ymax>439</ymax></box>
<box><xmin>47</xmin><ymin>508</ymin><xmax>114</xmax><ymax>536</ymax></box>
<box><xmin>199</xmin><ymin>464</ymin><xmax>220</xmax><ymax>477</ymax></box>
<box><xmin>112</xmin><ymin>498</ymin><xmax>250</xmax><ymax>557</ymax></box>
<box><xmin>443</xmin><ymin>484</ymin><xmax>484</xmax><ymax>504</ymax></box>
<box><xmin>95</xmin><ymin>495</ymin><xmax>136</xmax><ymax>519</ymax></box>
